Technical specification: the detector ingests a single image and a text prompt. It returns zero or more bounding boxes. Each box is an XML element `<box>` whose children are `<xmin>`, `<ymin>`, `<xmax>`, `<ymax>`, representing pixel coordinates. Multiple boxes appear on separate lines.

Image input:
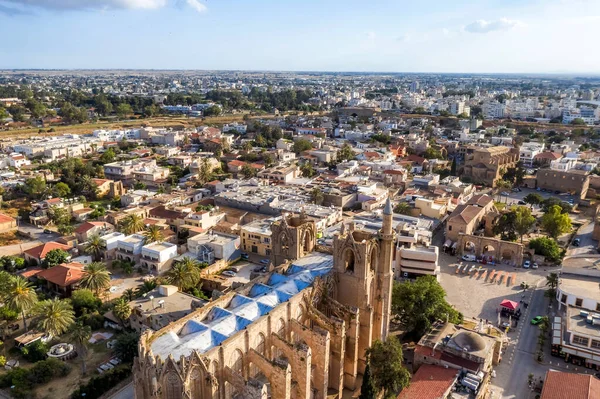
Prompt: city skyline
<box><xmin>1</xmin><ymin>0</ymin><xmax>600</xmax><ymax>74</ymax></box>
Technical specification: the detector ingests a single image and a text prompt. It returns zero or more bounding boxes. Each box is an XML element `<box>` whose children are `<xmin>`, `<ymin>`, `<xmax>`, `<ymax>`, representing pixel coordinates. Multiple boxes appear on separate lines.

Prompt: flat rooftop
<box><xmin>567</xmin><ymin>306</ymin><xmax>600</xmax><ymax>339</ymax></box>
<box><xmin>144</xmin><ymin>242</ymin><xmax>176</xmax><ymax>252</ymax></box>
<box><xmin>560</xmin><ymin>274</ymin><xmax>600</xmax><ymax>303</ymax></box>
<box><xmin>120</xmin><ymin>234</ymin><xmax>145</xmax><ymax>244</ymax></box>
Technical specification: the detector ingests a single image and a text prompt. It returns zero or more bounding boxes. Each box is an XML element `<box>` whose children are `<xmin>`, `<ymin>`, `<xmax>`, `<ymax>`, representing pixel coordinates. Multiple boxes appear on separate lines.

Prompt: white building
<box><xmin>140</xmin><ymin>242</ymin><xmax>178</xmax><ymax>274</ymax></box>
<box><xmin>519</xmin><ymin>142</ymin><xmax>545</xmax><ymax>167</ymax></box>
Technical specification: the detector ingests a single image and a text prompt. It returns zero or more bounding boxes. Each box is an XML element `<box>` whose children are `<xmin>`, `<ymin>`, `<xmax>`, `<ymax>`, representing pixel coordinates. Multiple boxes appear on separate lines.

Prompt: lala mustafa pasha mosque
<box><xmin>133</xmin><ymin>199</ymin><xmax>396</xmax><ymax>399</ymax></box>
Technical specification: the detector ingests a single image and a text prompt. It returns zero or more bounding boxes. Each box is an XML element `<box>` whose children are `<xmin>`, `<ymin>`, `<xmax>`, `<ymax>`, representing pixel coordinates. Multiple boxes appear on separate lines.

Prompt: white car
<box><xmin>222</xmin><ymin>270</ymin><xmax>236</xmax><ymax>277</ymax></box>
<box><xmin>523</xmin><ymin>260</ymin><xmax>531</xmax><ymax>269</ymax></box>
<box><xmin>532</xmin><ymin>263</ymin><xmax>539</xmax><ymax>269</ymax></box>
<box><xmin>462</xmin><ymin>254</ymin><xmax>476</xmax><ymax>262</ymax></box>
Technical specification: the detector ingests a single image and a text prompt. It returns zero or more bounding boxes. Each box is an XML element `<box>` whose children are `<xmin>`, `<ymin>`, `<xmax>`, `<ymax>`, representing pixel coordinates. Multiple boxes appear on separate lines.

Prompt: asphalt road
<box><xmin>567</xmin><ymin>222</ymin><xmax>597</xmax><ymax>256</ymax></box>
<box><xmin>109</xmin><ymin>382</ymin><xmax>133</xmax><ymax>399</ymax></box>
<box><xmin>492</xmin><ymin>284</ymin><xmax>550</xmax><ymax>399</ymax></box>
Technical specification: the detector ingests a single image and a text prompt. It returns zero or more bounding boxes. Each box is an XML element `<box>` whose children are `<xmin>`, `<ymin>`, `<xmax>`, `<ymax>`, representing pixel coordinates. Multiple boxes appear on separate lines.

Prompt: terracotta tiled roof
<box><xmin>0</xmin><ymin>213</ymin><xmax>15</xmax><ymax>224</ymax></box>
<box><xmin>534</xmin><ymin>152</ymin><xmax>562</xmax><ymax>160</ymax></box>
<box><xmin>75</xmin><ymin>221</ymin><xmax>111</xmax><ymax>234</ymax></box>
<box><xmin>414</xmin><ymin>344</ymin><xmax>442</xmax><ymax>360</ymax></box>
<box><xmin>541</xmin><ymin>370</ymin><xmax>600</xmax><ymax>399</ymax></box>
<box><xmin>23</xmin><ymin>242</ymin><xmax>71</xmax><ymax>260</ymax></box>
<box><xmin>467</xmin><ymin>194</ymin><xmax>493</xmax><ymax>207</ymax></box>
<box><xmin>36</xmin><ymin>262</ymin><xmax>85</xmax><ymax>287</ymax></box>
<box><xmin>397</xmin><ymin>364</ymin><xmax>458</xmax><ymax>399</ymax></box>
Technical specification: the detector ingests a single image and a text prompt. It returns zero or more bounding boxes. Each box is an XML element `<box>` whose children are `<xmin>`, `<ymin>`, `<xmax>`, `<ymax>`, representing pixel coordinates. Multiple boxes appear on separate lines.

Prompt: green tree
<box><xmin>115</xmin><ymin>103</ymin><xmax>132</xmax><ymax>119</ymax></box>
<box><xmin>80</xmin><ymin>262</ymin><xmax>111</xmax><ymax>296</ymax></box>
<box><xmin>240</xmin><ymin>164</ymin><xmax>257</xmax><ymax>179</ymax></box>
<box><xmin>394</xmin><ymin>202</ymin><xmax>412</xmax><ymax>216</ymax></box>
<box><xmin>35</xmin><ymin>298</ymin><xmax>75</xmax><ymax>337</ymax></box>
<box><xmin>23</xmin><ymin>176</ymin><xmax>47</xmax><ymax>199</ymax></box>
<box><xmin>143</xmin><ymin>225</ymin><xmax>164</xmax><ymax>244</ymax></box>
<box><xmin>337</xmin><ymin>143</ymin><xmax>356</xmax><ymax>161</ymax></box>
<box><xmin>262</xmin><ymin>153</ymin><xmax>275</xmax><ymax>168</ymax></box>
<box><xmin>359</xmin><ymin>364</ymin><xmax>377</xmax><ymax>399</ymax></box>
<box><xmin>423</xmin><ymin>147</ymin><xmax>443</xmax><ymax>160</ymax></box>
<box><xmin>310</xmin><ymin>187</ymin><xmax>324</xmax><ymax>205</ymax></box>
<box><xmin>493</xmin><ymin>211</ymin><xmax>518</xmax><ymax>241</ymax></box>
<box><xmin>514</xmin><ymin>206</ymin><xmax>536</xmax><ymax>243</ymax></box>
<box><xmin>84</xmin><ymin>234</ymin><xmax>105</xmax><ymax>261</ymax></box>
<box><xmin>71</xmin><ymin>289</ymin><xmax>101</xmax><ymax>315</ymax></box>
<box><xmin>100</xmin><ymin>148</ymin><xmax>116</xmax><ymax>164</ymax></box>
<box><xmin>112</xmin><ymin>298</ymin><xmax>131</xmax><ymax>326</ymax></box>
<box><xmin>541</xmin><ymin>197</ymin><xmax>572</xmax><ymax>213</ymax></box>
<box><xmin>43</xmin><ymin>249</ymin><xmax>70</xmax><ymax>268</ymax></box>
<box><xmin>546</xmin><ymin>272</ymin><xmax>559</xmax><ymax>300</ymax></box>
<box><xmin>366</xmin><ymin>338</ymin><xmax>411</xmax><ymax>398</ymax></box>
<box><xmin>529</xmin><ymin>237</ymin><xmax>563</xmax><ymax>262</ymax></box>
<box><xmin>6</xmin><ymin>277</ymin><xmax>37</xmax><ymax>331</ymax></box>
<box><xmin>48</xmin><ymin>205</ymin><xmax>71</xmax><ymax>226</ymax></box>
<box><xmin>450</xmin><ymin>157</ymin><xmax>457</xmax><ymax>176</ymax></box>
<box><xmin>571</xmin><ymin>118</ymin><xmax>586</xmax><ymax>125</ymax></box>
<box><xmin>57</xmin><ymin>224</ymin><xmax>75</xmax><ymax>236</ymax></box>
<box><xmin>70</xmin><ymin>323</ymin><xmax>91</xmax><ymax>374</ymax></box>
<box><xmin>52</xmin><ymin>182</ymin><xmax>71</xmax><ymax>198</ymax></box>
<box><xmin>114</xmin><ymin>332</ymin><xmax>140</xmax><ymax>363</ymax></box>
<box><xmin>524</xmin><ymin>193</ymin><xmax>544</xmax><ymax>208</ymax></box>
<box><xmin>293</xmin><ymin>138</ymin><xmax>313</xmax><ymax>154</ymax></box>
<box><xmin>541</xmin><ymin>205</ymin><xmax>572</xmax><ymax>238</ymax></box>
<box><xmin>120</xmin><ymin>214</ymin><xmax>145</xmax><ymax>235</ymax></box>
<box><xmin>392</xmin><ymin>276</ymin><xmax>462</xmax><ymax>337</ymax></box>
<box><xmin>301</xmin><ymin>162</ymin><xmax>316</xmax><ymax>178</ymax></box>
<box><xmin>166</xmin><ymin>257</ymin><xmax>201</xmax><ymax>291</ymax></box>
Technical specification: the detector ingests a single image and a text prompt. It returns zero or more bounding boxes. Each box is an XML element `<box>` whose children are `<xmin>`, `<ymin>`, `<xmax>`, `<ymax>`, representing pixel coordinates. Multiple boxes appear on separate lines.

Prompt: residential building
<box><xmin>462</xmin><ymin>146</ymin><xmax>519</xmax><ymax>187</ymax></box>
<box><xmin>240</xmin><ymin>217</ymin><xmax>279</xmax><ymax>257</ymax></box>
<box><xmin>396</xmin><ymin>364</ymin><xmax>458</xmax><ymax>399</ymax></box>
<box><xmin>519</xmin><ymin>142</ymin><xmax>545</xmax><ymax>167</ymax></box>
<box><xmin>396</xmin><ymin>246</ymin><xmax>439</xmax><ymax>280</ymax></box>
<box><xmin>257</xmin><ymin>165</ymin><xmax>299</xmax><ymax>184</ymax></box>
<box><xmin>35</xmin><ymin>262</ymin><xmax>84</xmax><ymax>297</ymax></box>
<box><xmin>115</xmin><ymin>234</ymin><xmax>146</xmax><ymax>264</ymax></box>
<box><xmin>74</xmin><ymin>221</ymin><xmax>114</xmax><ymax>244</ymax></box>
<box><xmin>540</xmin><ymin>370</ymin><xmax>600</xmax><ymax>399</ymax></box>
<box><xmin>140</xmin><ymin>242</ymin><xmax>178</xmax><ymax>274</ymax></box>
<box><xmin>23</xmin><ymin>242</ymin><xmax>72</xmax><ymax>266</ymax></box>
<box><xmin>100</xmin><ymin>232</ymin><xmax>126</xmax><ymax>260</ymax></box>
<box><xmin>125</xmin><ymin>285</ymin><xmax>206</xmax><ymax>332</ymax></box>
<box><xmin>415</xmin><ymin>197</ymin><xmax>447</xmax><ymax>219</ymax></box>
<box><xmin>186</xmin><ymin>232</ymin><xmax>241</xmax><ymax>264</ymax></box>
<box><xmin>0</xmin><ymin>213</ymin><xmax>16</xmax><ymax>233</ymax></box>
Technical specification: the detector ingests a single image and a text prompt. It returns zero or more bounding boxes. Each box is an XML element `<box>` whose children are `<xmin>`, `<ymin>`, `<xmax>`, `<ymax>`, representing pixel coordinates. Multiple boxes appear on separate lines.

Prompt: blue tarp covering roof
<box><xmin>151</xmin><ymin>252</ymin><xmax>333</xmax><ymax>359</ymax></box>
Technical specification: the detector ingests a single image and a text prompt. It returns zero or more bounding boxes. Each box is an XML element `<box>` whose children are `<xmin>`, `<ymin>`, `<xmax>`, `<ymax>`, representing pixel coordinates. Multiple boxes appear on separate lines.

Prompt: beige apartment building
<box><xmin>240</xmin><ymin>217</ymin><xmax>279</xmax><ymax>257</ymax></box>
<box><xmin>445</xmin><ymin>195</ymin><xmax>496</xmax><ymax>242</ymax></box>
<box><xmin>462</xmin><ymin>146</ymin><xmax>519</xmax><ymax>187</ymax></box>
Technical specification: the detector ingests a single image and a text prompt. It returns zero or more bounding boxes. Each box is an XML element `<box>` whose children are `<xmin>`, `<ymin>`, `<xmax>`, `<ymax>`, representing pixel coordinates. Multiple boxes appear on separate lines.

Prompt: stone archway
<box><xmin>343</xmin><ymin>248</ymin><xmax>356</xmax><ymax>273</ymax></box>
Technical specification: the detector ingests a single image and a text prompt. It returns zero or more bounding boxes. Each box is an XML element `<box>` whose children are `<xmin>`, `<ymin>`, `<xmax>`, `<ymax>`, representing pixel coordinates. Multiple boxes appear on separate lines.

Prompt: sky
<box><xmin>1</xmin><ymin>0</ymin><xmax>600</xmax><ymax>73</ymax></box>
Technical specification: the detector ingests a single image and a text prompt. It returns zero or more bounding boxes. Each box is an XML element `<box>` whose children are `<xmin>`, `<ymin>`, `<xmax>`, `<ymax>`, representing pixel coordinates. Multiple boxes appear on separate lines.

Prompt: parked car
<box><xmin>241</xmin><ymin>253</ymin><xmax>249</xmax><ymax>260</ymax></box>
<box><xmin>573</xmin><ymin>238</ymin><xmax>581</xmax><ymax>247</ymax></box>
<box><xmin>512</xmin><ymin>188</ymin><xmax>519</xmax><ymax>192</ymax></box>
<box><xmin>259</xmin><ymin>259</ymin><xmax>270</xmax><ymax>265</ymax></box>
<box><xmin>222</xmin><ymin>270</ymin><xmax>236</xmax><ymax>277</ymax></box>
<box><xmin>523</xmin><ymin>260</ymin><xmax>531</xmax><ymax>269</ymax></box>
<box><xmin>554</xmin><ymin>190</ymin><xmax>561</xmax><ymax>194</ymax></box>
<box><xmin>43</xmin><ymin>229</ymin><xmax>52</xmax><ymax>234</ymax></box>
<box><xmin>518</xmin><ymin>200</ymin><xmax>526</xmax><ymax>205</ymax></box>
<box><xmin>532</xmin><ymin>263</ymin><xmax>538</xmax><ymax>269</ymax></box>
<box><xmin>462</xmin><ymin>254</ymin><xmax>476</xmax><ymax>262</ymax></box>
<box><xmin>501</xmin><ymin>191</ymin><xmax>510</xmax><ymax>196</ymax></box>
<box><xmin>531</xmin><ymin>316</ymin><xmax>544</xmax><ymax>325</ymax></box>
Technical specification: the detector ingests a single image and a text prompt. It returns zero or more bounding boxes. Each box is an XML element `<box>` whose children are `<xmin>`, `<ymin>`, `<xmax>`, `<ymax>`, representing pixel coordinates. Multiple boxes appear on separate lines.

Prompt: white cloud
<box><xmin>186</xmin><ymin>0</ymin><xmax>206</xmax><ymax>13</ymax></box>
<box><xmin>0</xmin><ymin>0</ymin><xmax>206</xmax><ymax>13</ymax></box>
<box><xmin>464</xmin><ymin>18</ymin><xmax>524</xmax><ymax>33</ymax></box>
<box><xmin>397</xmin><ymin>33</ymin><xmax>412</xmax><ymax>43</ymax></box>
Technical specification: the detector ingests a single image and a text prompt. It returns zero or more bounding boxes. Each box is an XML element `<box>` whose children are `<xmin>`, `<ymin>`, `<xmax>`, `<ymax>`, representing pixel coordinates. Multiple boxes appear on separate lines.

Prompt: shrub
<box><xmin>22</xmin><ymin>340</ymin><xmax>48</xmax><ymax>362</ymax></box>
<box><xmin>0</xmin><ymin>356</ymin><xmax>6</xmax><ymax>367</ymax></box>
<box><xmin>28</xmin><ymin>358</ymin><xmax>71</xmax><ymax>384</ymax></box>
<box><xmin>78</xmin><ymin>311</ymin><xmax>105</xmax><ymax>330</ymax></box>
<box><xmin>71</xmin><ymin>365</ymin><xmax>131</xmax><ymax>399</ymax></box>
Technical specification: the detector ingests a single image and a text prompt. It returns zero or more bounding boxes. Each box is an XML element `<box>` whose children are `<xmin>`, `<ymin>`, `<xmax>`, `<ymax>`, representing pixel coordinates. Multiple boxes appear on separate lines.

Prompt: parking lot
<box><xmin>221</xmin><ymin>258</ymin><xmax>270</xmax><ymax>285</ymax></box>
<box><xmin>438</xmin><ymin>251</ymin><xmax>551</xmax><ymax>322</ymax></box>
<box><xmin>495</xmin><ymin>187</ymin><xmax>577</xmax><ymax>207</ymax></box>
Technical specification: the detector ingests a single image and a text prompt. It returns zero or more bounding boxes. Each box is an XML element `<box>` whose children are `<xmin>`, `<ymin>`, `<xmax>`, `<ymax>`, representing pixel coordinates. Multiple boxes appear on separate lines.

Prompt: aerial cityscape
<box><xmin>2</xmin><ymin>1</ymin><xmax>600</xmax><ymax>399</ymax></box>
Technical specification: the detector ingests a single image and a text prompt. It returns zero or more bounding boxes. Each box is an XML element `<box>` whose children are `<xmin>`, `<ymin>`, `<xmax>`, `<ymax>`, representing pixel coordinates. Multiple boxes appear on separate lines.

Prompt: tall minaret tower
<box><xmin>375</xmin><ymin>196</ymin><xmax>395</xmax><ymax>341</ymax></box>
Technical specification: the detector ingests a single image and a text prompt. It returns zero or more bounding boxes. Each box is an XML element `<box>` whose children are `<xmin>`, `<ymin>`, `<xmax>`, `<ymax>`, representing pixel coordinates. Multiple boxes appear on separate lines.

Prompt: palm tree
<box><xmin>80</xmin><ymin>262</ymin><xmax>111</xmax><ymax>296</ymax></box>
<box><xmin>166</xmin><ymin>257</ymin><xmax>201</xmax><ymax>291</ymax></box>
<box><xmin>394</xmin><ymin>201</ymin><xmax>412</xmax><ymax>216</ymax></box>
<box><xmin>143</xmin><ymin>225</ymin><xmax>164</xmax><ymax>244</ymax></box>
<box><xmin>6</xmin><ymin>277</ymin><xmax>37</xmax><ymax>332</ymax></box>
<box><xmin>120</xmin><ymin>214</ymin><xmax>145</xmax><ymax>235</ymax></box>
<box><xmin>71</xmin><ymin>323</ymin><xmax>91</xmax><ymax>374</ymax></box>
<box><xmin>123</xmin><ymin>288</ymin><xmax>136</xmax><ymax>302</ymax></box>
<box><xmin>546</xmin><ymin>272</ymin><xmax>559</xmax><ymax>290</ymax></box>
<box><xmin>84</xmin><ymin>234</ymin><xmax>105</xmax><ymax>261</ymax></box>
<box><xmin>135</xmin><ymin>279</ymin><xmax>157</xmax><ymax>297</ymax></box>
<box><xmin>113</xmin><ymin>298</ymin><xmax>132</xmax><ymax>326</ymax></box>
<box><xmin>36</xmin><ymin>298</ymin><xmax>75</xmax><ymax>337</ymax></box>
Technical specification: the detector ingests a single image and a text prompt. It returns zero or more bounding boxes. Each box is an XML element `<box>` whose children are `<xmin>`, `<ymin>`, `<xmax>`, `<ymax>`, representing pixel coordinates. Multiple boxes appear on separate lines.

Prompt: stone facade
<box><xmin>133</xmin><ymin>201</ymin><xmax>395</xmax><ymax>399</ymax></box>
<box><xmin>462</xmin><ymin>146</ymin><xmax>519</xmax><ymax>187</ymax></box>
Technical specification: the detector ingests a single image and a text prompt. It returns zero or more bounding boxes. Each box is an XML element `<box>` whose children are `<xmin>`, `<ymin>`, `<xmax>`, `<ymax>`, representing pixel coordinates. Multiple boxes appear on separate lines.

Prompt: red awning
<box><xmin>500</xmin><ymin>299</ymin><xmax>518</xmax><ymax>310</ymax></box>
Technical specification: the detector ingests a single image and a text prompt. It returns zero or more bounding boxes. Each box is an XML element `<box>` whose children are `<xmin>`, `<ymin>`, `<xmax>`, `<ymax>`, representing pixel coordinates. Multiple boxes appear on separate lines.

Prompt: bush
<box><xmin>78</xmin><ymin>311</ymin><xmax>105</xmax><ymax>330</ymax></box>
<box><xmin>0</xmin><ymin>356</ymin><xmax>6</xmax><ymax>367</ymax></box>
<box><xmin>71</xmin><ymin>289</ymin><xmax>102</xmax><ymax>315</ymax></box>
<box><xmin>114</xmin><ymin>332</ymin><xmax>140</xmax><ymax>363</ymax></box>
<box><xmin>28</xmin><ymin>358</ymin><xmax>71</xmax><ymax>384</ymax></box>
<box><xmin>22</xmin><ymin>340</ymin><xmax>48</xmax><ymax>362</ymax></box>
<box><xmin>71</xmin><ymin>365</ymin><xmax>131</xmax><ymax>399</ymax></box>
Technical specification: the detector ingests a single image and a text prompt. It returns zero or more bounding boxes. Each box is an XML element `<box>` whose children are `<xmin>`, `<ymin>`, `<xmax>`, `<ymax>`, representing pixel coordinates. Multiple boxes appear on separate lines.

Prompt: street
<box><xmin>567</xmin><ymin>222</ymin><xmax>596</xmax><ymax>256</ymax></box>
